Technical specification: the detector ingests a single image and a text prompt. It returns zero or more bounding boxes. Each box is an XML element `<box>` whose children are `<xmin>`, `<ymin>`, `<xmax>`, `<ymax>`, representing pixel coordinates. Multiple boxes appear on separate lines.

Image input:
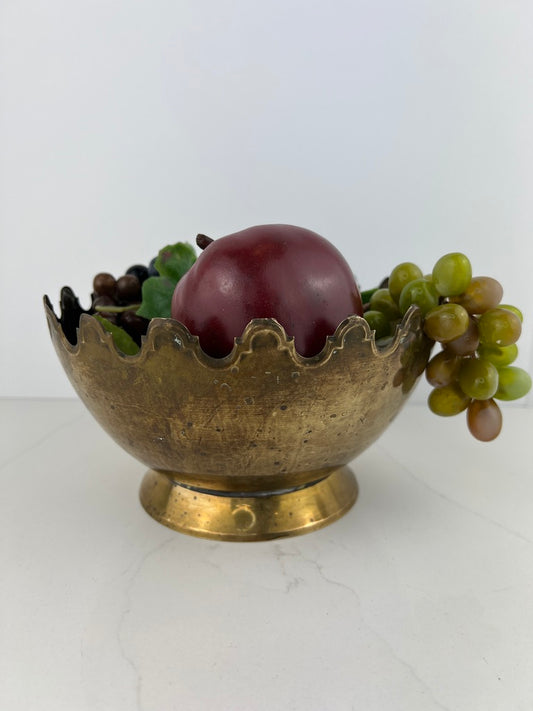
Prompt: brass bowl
<box><xmin>44</xmin><ymin>296</ymin><xmax>432</xmax><ymax>541</ymax></box>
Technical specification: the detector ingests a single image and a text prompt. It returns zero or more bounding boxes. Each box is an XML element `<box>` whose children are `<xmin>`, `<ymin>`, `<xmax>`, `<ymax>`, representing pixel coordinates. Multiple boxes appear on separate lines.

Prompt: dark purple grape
<box><xmin>93</xmin><ymin>272</ymin><xmax>116</xmax><ymax>297</ymax></box>
<box><xmin>116</xmin><ymin>274</ymin><xmax>141</xmax><ymax>304</ymax></box>
<box><xmin>92</xmin><ymin>294</ymin><xmax>117</xmax><ymax>309</ymax></box>
<box><xmin>148</xmin><ymin>257</ymin><xmax>159</xmax><ymax>277</ymax></box>
<box><xmin>91</xmin><ymin>293</ymin><xmax>119</xmax><ymax>322</ymax></box>
<box><xmin>121</xmin><ymin>310</ymin><xmax>150</xmax><ymax>345</ymax></box>
<box><xmin>126</xmin><ymin>264</ymin><xmax>149</xmax><ymax>284</ymax></box>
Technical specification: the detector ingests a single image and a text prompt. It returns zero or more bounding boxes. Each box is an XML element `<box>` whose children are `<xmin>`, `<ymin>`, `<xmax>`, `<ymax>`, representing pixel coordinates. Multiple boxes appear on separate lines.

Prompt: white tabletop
<box><xmin>1</xmin><ymin>398</ymin><xmax>532</xmax><ymax>711</ymax></box>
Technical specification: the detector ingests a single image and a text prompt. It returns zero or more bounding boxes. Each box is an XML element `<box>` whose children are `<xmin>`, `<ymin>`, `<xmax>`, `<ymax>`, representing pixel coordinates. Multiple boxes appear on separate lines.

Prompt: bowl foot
<box><xmin>139</xmin><ymin>467</ymin><xmax>358</xmax><ymax>541</ymax></box>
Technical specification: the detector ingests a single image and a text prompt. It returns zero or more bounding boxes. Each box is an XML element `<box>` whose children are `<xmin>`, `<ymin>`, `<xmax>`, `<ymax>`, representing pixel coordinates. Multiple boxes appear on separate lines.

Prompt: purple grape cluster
<box><xmin>90</xmin><ymin>263</ymin><xmax>156</xmax><ymax>346</ymax></box>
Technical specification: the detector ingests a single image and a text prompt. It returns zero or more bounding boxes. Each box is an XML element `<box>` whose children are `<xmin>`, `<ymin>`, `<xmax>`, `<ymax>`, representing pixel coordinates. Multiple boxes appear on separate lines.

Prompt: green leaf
<box><xmin>136</xmin><ymin>241</ymin><xmax>196</xmax><ymax>320</ymax></box>
<box><xmin>136</xmin><ymin>276</ymin><xmax>175</xmax><ymax>319</ymax></box>
<box><xmin>155</xmin><ymin>242</ymin><xmax>196</xmax><ymax>282</ymax></box>
<box><xmin>361</xmin><ymin>287</ymin><xmax>379</xmax><ymax>305</ymax></box>
<box><xmin>93</xmin><ymin>315</ymin><xmax>140</xmax><ymax>355</ymax></box>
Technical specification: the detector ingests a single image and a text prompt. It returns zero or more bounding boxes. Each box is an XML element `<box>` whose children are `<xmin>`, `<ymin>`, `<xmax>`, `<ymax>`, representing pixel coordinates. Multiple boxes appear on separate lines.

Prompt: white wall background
<box><xmin>1</xmin><ymin>0</ymin><xmax>532</xmax><ymax>404</ymax></box>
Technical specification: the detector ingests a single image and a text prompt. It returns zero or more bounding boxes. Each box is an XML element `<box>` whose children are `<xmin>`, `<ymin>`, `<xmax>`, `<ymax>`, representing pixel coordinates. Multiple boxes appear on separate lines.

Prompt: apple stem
<box><xmin>196</xmin><ymin>234</ymin><xmax>214</xmax><ymax>250</ymax></box>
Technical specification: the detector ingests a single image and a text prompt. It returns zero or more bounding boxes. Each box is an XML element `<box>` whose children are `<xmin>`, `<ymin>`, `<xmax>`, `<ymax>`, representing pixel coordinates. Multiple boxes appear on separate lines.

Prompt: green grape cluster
<box><xmin>363</xmin><ymin>253</ymin><xmax>531</xmax><ymax>442</ymax></box>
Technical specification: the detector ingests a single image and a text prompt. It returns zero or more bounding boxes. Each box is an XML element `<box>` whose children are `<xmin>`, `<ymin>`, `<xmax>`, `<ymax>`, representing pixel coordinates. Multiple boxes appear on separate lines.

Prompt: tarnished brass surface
<box><xmin>44</xmin><ymin>296</ymin><xmax>432</xmax><ymax>538</ymax></box>
<box><xmin>140</xmin><ymin>467</ymin><xmax>358</xmax><ymax>541</ymax></box>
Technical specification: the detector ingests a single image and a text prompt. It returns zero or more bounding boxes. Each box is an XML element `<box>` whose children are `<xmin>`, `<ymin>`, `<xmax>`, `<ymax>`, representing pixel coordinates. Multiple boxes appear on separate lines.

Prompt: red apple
<box><xmin>171</xmin><ymin>224</ymin><xmax>363</xmax><ymax>357</ymax></box>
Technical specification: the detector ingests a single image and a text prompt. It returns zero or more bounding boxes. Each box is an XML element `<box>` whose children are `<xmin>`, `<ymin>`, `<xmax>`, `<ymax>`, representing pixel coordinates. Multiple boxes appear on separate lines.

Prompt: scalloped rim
<box><xmin>44</xmin><ymin>294</ymin><xmax>425</xmax><ymax>370</ymax></box>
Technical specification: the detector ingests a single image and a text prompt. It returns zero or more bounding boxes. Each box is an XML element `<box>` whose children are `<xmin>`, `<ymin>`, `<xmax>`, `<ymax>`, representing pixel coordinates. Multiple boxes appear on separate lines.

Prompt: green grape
<box><xmin>428</xmin><ymin>383</ymin><xmax>471</xmax><ymax>416</ymax></box>
<box><xmin>398</xmin><ymin>278</ymin><xmax>439</xmax><ymax>316</ymax></box>
<box><xmin>443</xmin><ymin>318</ymin><xmax>480</xmax><ymax>356</ymax></box>
<box><xmin>467</xmin><ymin>399</ymin><xmax>503</xmax><ymax>441</ymax></box>
<box><xmin>363</xmin><ymin>310</ymin><xmax>392</xmax><ymax>339</ymax></box>
<box><xmin>458</xmin><ymin>357</ymin><xmax>499</xmax><ymax>400</ymax></box>
<box><xmin>498</xmin><ymin>304</ymin><xmax>523</xmax><ymax>322</ymax></box>
<box><xmin>478</xmin><ymin>307</ymin><xmax>522</xmax><ymax>347</ymax></box>
<box><xmin>394</xmin><ymin>250</ymin><xmax>531</xmax><ymax>442</ymax></box>
<box><xmin>388</xmin><ymin>262</ymin><xmax>423</xmax><ymax>303</ymax></box>
<box><xmin>369</xmin><ymin>288</ymin><xmax>401</xmax><ymax>321</ymax></box>
<box><xmin>426</xmin><ymin>350</ymin><xmax>462</xmax><ymax>388</ymax></box>
<box><xmin>450</xmin><ymin>276</ymin><xmax>503</xmax><ymax>314</ymax></box>
<box><xmin>494</xmin><ymin>366</ymin><xmax>532</xmax><ymax>401</ymax></box>
<box><xmin>477</xmin><ymin>343</ymin><xmax>518</xmax><ymax>368</ymax></box>
<box><xmin>423</xmin><ymin>303</ymin><xmax>469</xmax><ymax>343</ymax></box>
<box><xmin>432</xmin><ymin>252</ymin><xmax>472</xmax><ymax>296</ymax></box>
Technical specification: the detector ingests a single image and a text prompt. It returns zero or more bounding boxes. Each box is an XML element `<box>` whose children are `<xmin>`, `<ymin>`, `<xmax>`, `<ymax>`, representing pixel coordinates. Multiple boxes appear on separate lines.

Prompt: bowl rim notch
<box><xmin>44</xmin><ymin>293</ymin><xmax>427</xmax><ymax>370</ymax></box>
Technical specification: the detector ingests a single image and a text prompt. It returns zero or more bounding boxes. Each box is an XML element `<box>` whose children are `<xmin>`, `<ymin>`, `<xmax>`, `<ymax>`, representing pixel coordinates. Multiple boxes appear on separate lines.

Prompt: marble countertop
<box><xmin>2</xmin><ymin>398</ymin><xmax>532</xmax><ymax>711</ymax></box>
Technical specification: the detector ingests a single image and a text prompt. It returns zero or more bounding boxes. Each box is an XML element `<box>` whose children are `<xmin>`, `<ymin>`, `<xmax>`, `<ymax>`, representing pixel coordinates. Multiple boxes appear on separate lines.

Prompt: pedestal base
<box><xmin>139</xmin><ymin>467</ymin><xmax>358</xmax><ymax>541</ymax></box>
